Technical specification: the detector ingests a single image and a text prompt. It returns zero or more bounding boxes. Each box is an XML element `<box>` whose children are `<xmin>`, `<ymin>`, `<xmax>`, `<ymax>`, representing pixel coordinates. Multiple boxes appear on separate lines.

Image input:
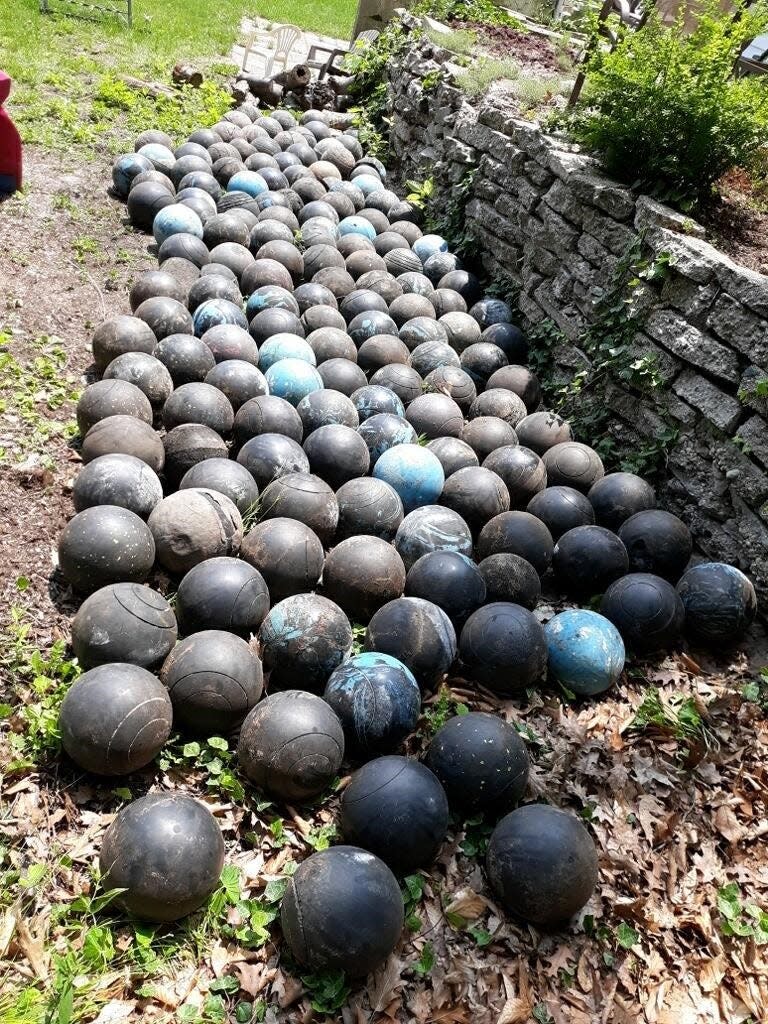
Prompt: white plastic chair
<box><xmin>241</xmin><ymin>24</ymin><xmax>304</xmax><ymax>75</ymax></box>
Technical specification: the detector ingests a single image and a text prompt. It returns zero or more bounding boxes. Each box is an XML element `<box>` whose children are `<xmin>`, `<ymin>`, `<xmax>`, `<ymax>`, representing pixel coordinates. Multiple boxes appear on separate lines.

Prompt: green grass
<box><xmin>0</xmin><ymin>0</ymin><xmax>355</xmax><ymax>152</ymax></box>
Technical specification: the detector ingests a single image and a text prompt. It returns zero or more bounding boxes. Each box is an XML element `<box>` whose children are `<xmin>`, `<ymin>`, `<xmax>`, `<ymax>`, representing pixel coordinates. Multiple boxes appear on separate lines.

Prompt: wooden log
<box><xmin>172</xmin><ymin>63</ymin><xmax>203</xmax><ymax>88</ymax></box>
<box><xmin>119</xmin><ymin>75</ymin><xmax>176</xmax><ymax>99</ymax></box>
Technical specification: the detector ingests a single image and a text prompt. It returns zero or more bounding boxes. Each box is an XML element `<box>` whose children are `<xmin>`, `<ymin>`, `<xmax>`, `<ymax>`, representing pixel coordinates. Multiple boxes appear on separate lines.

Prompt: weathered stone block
<box><xmin>672</xmin><ymin>369</ymin><xmax>743</xmax><ymax>433</ymax></box>
<box><xmin>547</xmin><ymin>149</ymin><xmax>601</xmax><ymax>180</ymax></box>
<box><xmin>542</xmin><ymin>178</ymin><xmax>585</xmax><ymax>225</ymax></box>
<box><xmin>645</xmin><ymin>227</ymin><xmax>733</xmax><ymax>284</ymax></box>
<box><xmin>518</xmin><ymin>291</ymin><xmax>548</xmax><ymax>324</ymax></box>
<box><xmin>739</xmin><ymin>366</ymin><xmax>768</xmax><ymax>418</ymax></box>
<box><xmin>475</xmin><ymin>178</ymin><xmax>501</xmax><ymax>204</ymax></box>
<box><xmin>533</xmin><ymin>279</ymin><xmax>586</xmax><ymax>340</ymax></box>
<box><xmin>644</xmin><ymin>309</ymin><xmax>740</xmax><ymax>382</ymax></box>
<box><xmin>736</xmin><ymin>415</ymin><xmax>768</xmax><ymax>470</ymax></box>
<box><xmin>535</xmin><ymin>204</ymin><xmax>580</xmax><ymax>250</ymax></box>
<box><xmin>480</xmin><ymin>152</ymin><xmax>527</xmax><ymax>186</ymax></box>
<box><xmin>634</xmin><ymin>195</ymin><xmax>706</xmax><ymax>239</ymax></box>
<box><xmin>629</xmin><ymin>333</ymin><xmax>681</xmax><ymax>384</ymax></box>
<box><xmin>570</xmin><ymin>174</ymin><xmax>634</xmax><ymax>221</ymax></box>
<box><xmin>581</xmin><ymin>207</ymin><xmax>636</xmax><ymax>256</ymax></box>
<box><xmin>707</xmin><ymin>293</ymin><xmax>768</xmax><ymax>366</ymax></box>
<box><xmin>525</xmin><ymin>159</ymin><xmax>555</xmax><ymax>188</ymax></box>
<box><xmin>577</xmin><ymin>232</ymin><xmax>612</xmax><ymax>267</ymax></box>
<box><xmin>717</xmin><ymin>264</ymin><xmax>768</xmax><ymax>318</ymax></box>
<box><xmin>661</xmin><ymin>274</ymin><xmax>721</xmax><ymax>324</ymax></box>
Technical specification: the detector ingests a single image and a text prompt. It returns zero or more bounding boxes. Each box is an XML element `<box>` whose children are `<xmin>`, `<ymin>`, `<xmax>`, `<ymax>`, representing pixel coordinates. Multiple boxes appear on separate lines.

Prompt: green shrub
<box><xmin>567</xmin><ymin>0</ymin><xmax>768</xmax><ymax>208</ymax></box>
<box><xmin>412</xmin><ymin>0</ymin><xmax>522</xmax><ymax>28</ymax></box>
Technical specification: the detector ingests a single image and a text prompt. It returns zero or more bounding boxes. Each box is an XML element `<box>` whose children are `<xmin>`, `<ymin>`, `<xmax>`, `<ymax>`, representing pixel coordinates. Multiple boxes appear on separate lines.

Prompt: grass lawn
<box><xmin>0</xmin><ymin>0</ymin><xmax>356</xmax><ymax>151</ymax></box>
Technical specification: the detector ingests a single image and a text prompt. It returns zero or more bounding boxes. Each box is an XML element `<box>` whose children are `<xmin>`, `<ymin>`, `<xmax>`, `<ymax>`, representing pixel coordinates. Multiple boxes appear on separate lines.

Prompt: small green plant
<box><xmin>631</xmin><ymin>687</ymin><xmax>714</xmax><ymax>757</ymax></box>
<box><xmin>402</xmin><ymin>873</ymin><xmax>428</xmax><ymax>931</ymax></box>
<box><xmin>158</xmin><ymin>736</ymin><xmax>245</xmax><ymax>801</ymax></box>
<box><xmin>567</xmin><ymin>0</ymin><xmax>768</xmax><ymax>208</ymax></box>
<box><xmin>413</xmin><ymin>0</ymin><xmax>523</xmax><ymax>28</ymax></box>
<box><xmin>72</xmin><ymin>236</ymin><xmax>99</xmax><ymax>263</ymax></box>
<box><xmin>717</xmin><ymin>883</ymin><xmax>768</xmax><ymax>943</ymax></box>
<box><xmin>424</xmin><ymin>27</ymin><xmax>477</xmax><ymax>55</ymax></box>
<box><xmin>455</xmin><ymin>56</ymin><xmax>520</xmax><ymax>100</ymax></box>
<box><xmin>460</xmin><ymin>813</ymin><xmax>493</xmax><ymax>857</ymax></box>
<box><xmin>743</xmin><ymin>668</ymin><xmax>768</xmax><ymax>710</ymax></box>
<box><xmin>405</xmin><ymin>177</ymin><xmax>435</xmax><ymax>210</ymax></box>
<box><xmin>420</xmin><ymin>684</ymin><xmax>468</xmax><ymax>737</ymax></box>
<box><xmin>300</xmin><ymin>970</ymin><xmax>350</xmax><ymax>1014</ymax></box>
<box><xmin>413</xmin><ymin>942</ymin><xmax>435</xmax><ymax>976</ymax></box>
<box><xmin>421</xmin><ymin>68</ymin><xmax>445</xmax><ymax>91</ymax></box>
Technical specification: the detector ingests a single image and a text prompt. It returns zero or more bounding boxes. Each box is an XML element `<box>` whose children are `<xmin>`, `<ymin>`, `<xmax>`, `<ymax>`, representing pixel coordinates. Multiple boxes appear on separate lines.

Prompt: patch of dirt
<box><xmin>701</xmin><ymin>169</ymin><xmax>768</xmax><ymax>276</ymax></box>
<box><xmin>456</xmin><ymin>20</ymin><xmax>575</xmax><ymax>76</ymax></box>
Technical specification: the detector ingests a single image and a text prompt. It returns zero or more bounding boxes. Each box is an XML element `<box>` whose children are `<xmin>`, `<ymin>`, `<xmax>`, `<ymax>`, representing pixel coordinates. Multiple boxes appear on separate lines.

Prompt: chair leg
<box><xmin>264</xmin><ymin>55</ymin><xmax>274</xmax><ymax>77</ymax></box>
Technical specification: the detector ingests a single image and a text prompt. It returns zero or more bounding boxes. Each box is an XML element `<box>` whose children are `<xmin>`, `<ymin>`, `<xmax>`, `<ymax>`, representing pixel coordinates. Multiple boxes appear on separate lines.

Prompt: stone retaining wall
<box><xmin>387</xmin><ymin>36</ymin><xmax>768</xmax><ymax>602</ymax></box>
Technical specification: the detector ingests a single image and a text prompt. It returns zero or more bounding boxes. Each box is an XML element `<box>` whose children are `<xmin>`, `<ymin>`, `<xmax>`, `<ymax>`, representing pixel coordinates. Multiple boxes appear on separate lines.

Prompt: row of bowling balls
<box><xmin>58</xmin><ymin>106</ymin><xmax>756</xmax><ymax>973</ymax></box>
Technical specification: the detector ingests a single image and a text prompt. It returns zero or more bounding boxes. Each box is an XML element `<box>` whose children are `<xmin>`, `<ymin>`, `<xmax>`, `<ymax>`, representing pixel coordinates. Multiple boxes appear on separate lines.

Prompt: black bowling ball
<box><xmin>200</xmin><ymin>324</ymin><xmax>259</xmax><ymax>365</ymax></box>
<box><xmin>601</xmin><ymin>573</ymin><xmax>685</xmax><ymax>652</ymax></box>
<box><xmin>188</xmin><ymin>274</ymin><xmax>242</xmax><ymax>314</ymax></box>
<box><xmin>481</xmin><ymin>322</ymin><xmax>528</xmax><ymax>362</ymax></box>
<box><xmin>161</xmin><ymin>629</ymin><xmax>263</xmax><ymax>733</ymax></box>
<box><xmin>81</xmin><ymin>416</ymin><xmax>165</xmax><ymax>472</ymax></box>
<box><xmin>258</xmin><ymin>472</ymin><xmax>338</xmax><ymax>545</ymax></box>
<box><xmin>179</xmin><ymin>457</ymin><xmax>259</xmax><ymax>515</ymax></box>
<box><xmin>323</xmin><ymin>536</ymin><xmax>406</xmax><ymax>621</ymax></box>
<box><xmin>515</xmin><ymin>411</ymin><xmax>572</xmax><ymax>454</ymax></box>
<box><xmin>306</xmin><ymin>326</ymin><xmax>358</xmax><ymax>365</ymax></box>
<box><xmin>422</xmin><ymin>366</ymin><xmax>475</xmax><ymax>411</ymax></box>
<box><xmin>370</xmin><ymin>364</ymin><xmax>424</xmax><ymax>405</ymax></box>
<box><xmin>103</xmin><ymin>352</ymin><xmax>174</xmax><ymax>411</ymax></box>
<box><xmin>293</xmin><ymin>283</ymin><xmax>338</xmax><ymax>314</ymax></box>
<box><xmin>486</xmin><ymin>365</ymin><xmax>541</xmax><ymax>413</ymax></box>
<box><xmin>241</xmin><ymin>518</ymin><xmax>324</xmax><ymax>600</ymax></box>
<box><xmin>486</xmin><ymin>804</ymin><xmax>598</xmax><ymax>928</ymax></box>
<box><xmin>426</xmin><ymin>711</ymin><xmax>529</xmax><ymax>814</ymax></box>
<box><xmin>154</xmin><ymin>333</ymin><xmax>216</xmax><ymax>386</ymax></box>
<box><xmin>234</xmin><ymin>394</ymin><xmax>303</xmax><ymax>446</ymax></box>
<box><xmin>426</xmin><ymin>436</ymin><xmax>479</xmax><ymax>477</ymax></box>
<box><xmin>73</xmin><ymin>454</ymin><xmax>163</xmax><ymax>518</ymax></box>
<box><xmin>92</xmin><ymin>315</ymin><xmax>157</xmax><ymax>372</ymax></box>
<box><xmin>148</xmin><ymin>489</ymin><xmax>242</xmax><ymax>573</ymax></box>
<box><xmin>618</xmin><ymin>509</ymin><xmax>692</xmax><ymax>581</ymax></box>
<box><xmin>176</xmin><ymin>557</ymin><xmax>269</xmax><ymax>638</ymax></box>
<box><xmin>238</xmin><ymin>690</ymin><xmax>344</xmax><ymax>800</ymax></box>
<box><xmin>236</xmin><ymin>433</ymin><xmax>309</xmax><ymax>490</ymax></box>
<box><xmin>340</xmin><ymin>288</ymin><xmax>389</xmax><ymax>322</ymax></box>
<box><xmin>71</xmin><ymin>582</ymin><xmax>176</xmax><ymax>669</ymax></box>
<box><xmin>158</xmin><ymin>232</ymin><xmax>210</xmax><ymax>269</ymax></box>
<box><xmin>441</xmin><ymin>466</ymin><xmax>511</xmax><ymax>535</ymax></box>
<box><xmin>127</xmin><ymin>181</ymin><xmax>175</xmax><ymax>230</ymax></box>
<box><xmin>459</xmin><ymin>602</ymin><xmax>546</xmax><ymax>693</ymax></box>
<box><xmin>405</xmin><ymin>393</ymin><xmax>464</xmax><ymax>439</ymax></box>
<box><xmin>340</xmin><ymin>756</ymin><xmax>449</xmax><ymax>873</ymax></box>
<box><xmin>99</xmin><ymin>793</ymin><xmax>224</xmax><ymax>922</ymax></box>
<box><xmin>129</xmin><ymin>269</ymin><xmax>185</xmax><ymax>311</ymax></box>
<box><xmin>358</xmin><ymin>413</ymin><xmax>418</xmax><ymax>464</ymax></box>
<box><xmin>365</xmin><ymin>597</ymin><xmax>457</xmax><ymax>688</ymax></box>
<box><xmin>205</xmin><ymin>359</ymin><xmax>268</xmax><ymax>411</ymax></box>
<box><xmin>460</xmin><ymin>416</ymin><xmax>518</xmax><ymax>462</ymax></box>
<box><xmin>477</xmin><ymin>511</ymin><xmax>554</xmax><ymax>575</ymax></box>
<box><xmin>460</xmin><ymin>342</ymin><xmax>508</xmax><ymax>388</ymax></box>
<box><xmin>317</xmin><ymin>357</ymin><xmax>367</xmax><ymax>396</ymax></box>
<box><xmin>405</xmin><ymin>550</ymin><xmax>486</xmax><ymax>627</ymax></box>
<box><xmin>258</xmin><ymin>594</ymin><xmax>352</xmax><ymax>691</ymax></box>
<box><xmin>677</xmin><ymin>562</ymin><xmax>757</xmax><ymax>644</ymax></box>
<box><xmin>60</xmin><ymin>663</ymin><xmax>172</xmax><ymax>774</ymax></box>
<box><xmin>335</xmin><ymin>477</ymin><xmax>404</xmax><ymax>542</ymax></box>
<box><xmin>588</xmin><ymin>472</ymin><xmax>656</xmax><ymax>530</ymax></box>
<box><xmin>297</xmin><ymin>389</ymin><xmax>359</xmax><ymax>434</ymax></box>
<box><xmin>483</xmin><ymin>445</ymin><xmax>547</xmax><ymax>508</ymax></box>
<box><xmin>552</xmin><ymin>525</ymin><xmax>629</xmax><ymax>597</ymax></box>
<box><xmin>351</xmin><ymin>384</ymin><xmax>405</xmax><ymax>421</ymax></box>
<box><xmin>163</xmin><ymin>423</ymin><xmax>228</xmax><ymax>485</ymax></box>
<box><xmin>542</xmin><ymin>441</ymin><xmax>604</xmax><ymax>493</ymax></box>
<box><xmin>58</xmin><ymin>506</ymin><xmax>155</xmax><ymax>593</ymax></box>
<box><xmin>163</xmin><ymin>381</ymin><xmax>234</xmax><ymax>434</ymax></box>
<box><xmin>303</xmin><ymin>424</ymin><xmax>371</xmax><ymax>489</ymax></box>
<box><xmin>437</xmin><ymin>269</ymin><xmax>482</xmax><ymax>304</ymax></box>
<box><xmin>280</xmin><ymin>846</ymin><xmax>403</xmax><ymax>975</ymax></box>
<box><xmin>357</xmin><ymin>334</ymin><xmax>410</xmax><ymax>373</ymax></box>
<box><xmin>526</xmin><ymin>485</ymin><xmax>595</xmax><ymax>540</ymax></box>
<box><xmin>478</xmin><ymin>554</ymin><xmax>541</xmax><ymax>609</ymax></box>
<box><xmin>135</xmin><ymin>296</ymin><xmax>194</xmax><ymax>341</ymax></box>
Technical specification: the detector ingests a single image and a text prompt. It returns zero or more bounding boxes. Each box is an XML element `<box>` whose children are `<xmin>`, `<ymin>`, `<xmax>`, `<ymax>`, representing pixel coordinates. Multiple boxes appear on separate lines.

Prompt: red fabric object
<box><xmin>0</xmin><ymin>71</ymin><xmax>23</xmax><ymax>193</ymax></box>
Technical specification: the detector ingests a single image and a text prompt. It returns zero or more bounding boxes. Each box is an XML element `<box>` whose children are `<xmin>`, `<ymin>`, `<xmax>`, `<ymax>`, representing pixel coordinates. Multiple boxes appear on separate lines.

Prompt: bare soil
<box><xmin>1</xmin><ymin>148</ymin><xmax>768</xmax><ymax>1024</ymax></box>
<box><xmin>700</xmin><ymin>169</ymin><xmax>768</xmax><ymax>276</ymax></box>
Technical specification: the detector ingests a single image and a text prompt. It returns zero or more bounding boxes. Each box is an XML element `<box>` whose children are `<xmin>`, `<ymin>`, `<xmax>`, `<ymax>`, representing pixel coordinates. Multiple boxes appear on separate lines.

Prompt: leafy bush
<box><xmin>567</xmin><ymin>0</ymin><xmax>768</xmax><ymax>207</ymax></box>
<box><xmin>412</xmin><ymin>0</ymin><xmax>522</xmax><ymax>27</ymax></box>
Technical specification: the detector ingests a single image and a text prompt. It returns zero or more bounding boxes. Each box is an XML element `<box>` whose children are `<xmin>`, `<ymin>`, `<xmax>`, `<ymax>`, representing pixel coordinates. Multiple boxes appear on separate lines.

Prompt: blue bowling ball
<box><xmin>373</xmin><ymin>444</ymin><xmax>445</xmax><ymax>514</ymax></box>
<box><xmin>353</xmin><ymin>174</ymin><xmax>385</xmax><ymax>196</ymax></box>
<box><xmin>259</xmin><ymin>334</ymin><xmax>316</xmax><ymax>371</ymax></box>
<box><xmin>677</xmin><ymin>562</ymin><xmax>757</xmax><ymax>644</ymax></box>
<box><xmin>258</xmin><ymin>593</ymin><xmax>353</xmax><ymax>692</ymax></box>
<box><xmin>227</xmin><ymin>170</ymin><xmax>269</xmax><ymax>197</ymax></box>
<box><xmin>544</xmin><ymin>609</ymin><xmax>625</xmax><ymax>695</ymax></box>
<box><xmin>264</xmin><ymin>358</ymin><xmax>324</xmax><ymax>406</ymax></box>
<box><xmin>412</xmin><ymin>234</ymin><xmax>448</xmax><ymax>265</ymax></box>
<box><xmin>153</xmin><ymin>203</ymin><xmax>204</xmax><ymax>245</ymax></box>
<box><xmin>323</xmin><ymin>652</ymin><xmax>420</xmax><ymax>756</ymax></box>
<box><xmin>137</xmin><ymin>143</ymin><xmax>176</xmax><ymax>175</ymax></box>
<box><xmin>338</xmin><ymin>216</ymin><xmax>377</xmax><ymax>241</ymax></box>
<box><xmin>192</xmin><ymin>298</ymin><xmax>248</xmax><ymax>337</ymax></box>
<box><xmin>246</xmin><ymin>286</ymin><xmax>300</xmax><ymax>320</ymax></box>
<box><xmin>351</xmin><ymin>385</ymin><xmax>406</xmax><ymax>421</ymax></box>
<box><xmin>358</xmin><ymin>413</ymin><xmax>417</xmax><ymax>463</ymax></box>
<box><xmin>112</xmin><ymin>152</ymin><xmax>152</xmax><ymax>197</ymax></box>
<box><xmin>470</xmin><ymin>298</ymin><xmax>513</xmax><ymax>329</ymax></box>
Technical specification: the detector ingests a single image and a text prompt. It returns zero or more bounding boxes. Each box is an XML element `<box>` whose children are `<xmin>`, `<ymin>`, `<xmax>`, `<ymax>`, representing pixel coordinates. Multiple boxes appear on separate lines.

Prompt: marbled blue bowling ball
<box><xmin>323</xmin><ymin>652</ymin><xmax>420</xmax><ymax>756</ymax></box>
<box><xmin>112</xmin><ymin>152</ymin><xmax>153</xmax><ymax>197</ymax></box>
<box><xmin>412</xmin><ymin>234</ymin><xmax>448</xmax><ymax>265</ymax></box>
<box><xmin>246</xmin><ymin>285</ymin><xmax>300</xmax><ymax>320</ymax></box>
<box><xmin>227</xmin><ymin>170</ymin><xmax>269</xmax><ymax>197</ymax></box>
<box><xmin>259</xmin><ymin>334</ymin><xmax>316</xmax><ymax>371</ymax></box>
<box><xmin>137</xmin><ymin>143</ymin><xmax>176</xmax><ymax>175</ymax></box>
<box><xmin>544</xmin><ymin>608</ymin><xmax>625</xmax><ymax>695</ymax></box>
<box><xmin>258</xmin><ymin>593</ymin><xmax>353</xmax><ymax>692</ymax></box>
<box><xmin>192</xmin><ymin>298</ymin><xmax>248</xmax><ymax>337</ymax></box>
<box><xmin>153</xmin><ymin>203</ymin><xmax>204</xmax><ymax>245</ymax></box>
<box><xmin>338</xmin><ymin>216</ymin><xmax>377</xmax><ymax>241</ymax></box>
<box><xmin>394</xmin><ymin>505</ymin><xmax>474</xmax><ymax>571</ymax></box>
<box><xmin>358</xmin><ymin>413</ymin><xmax>417</xmax><ymax>464</ymax></box>
<box><xmin>373</xmin><ymin>444</ymin><xmax>445</xmax><ymax>514</ymax></box>
<box><xmin>264</xmin><ymin>358</ymin><xmax>324</xmax><ymax>406</ymax></box>
<box><xmin>470</xmin><ymin>298</ymin><xmax>513</xmax><ymax>329</ymax></box>
<box><xmin>353</xmin><ymin>174</ymin><xmax>385</xmax><ymax>197</ymax></box>
<box><xmin>351</xmin><ymin>384</ymin><xmax>406</xmax><ymax>421</ymax></box>
<box><xmin>677</xmin><ymin>562</ymin><xmax>757</xmax><ymax>644</ymax></box>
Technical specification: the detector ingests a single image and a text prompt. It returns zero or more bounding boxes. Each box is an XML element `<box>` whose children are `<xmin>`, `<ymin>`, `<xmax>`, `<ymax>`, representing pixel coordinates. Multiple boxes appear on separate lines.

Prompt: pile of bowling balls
<box><xmin>52</xmin><ymin>106</ymin><xmax>758</xmax><ymax>977</ymax></box>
